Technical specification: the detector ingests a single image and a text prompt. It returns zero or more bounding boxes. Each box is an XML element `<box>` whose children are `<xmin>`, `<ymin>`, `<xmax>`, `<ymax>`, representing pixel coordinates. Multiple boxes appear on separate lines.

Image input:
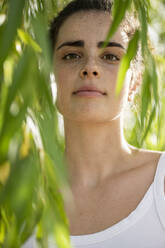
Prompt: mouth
<box><xmin>73</xmin><ymin>90</ymin><xmax>107</xmax><ymax>97</ymax></box>
<box><xmin>73</xmin><ymin>86</ymin><xmax>107</xmax><ymax>97</ymax></box>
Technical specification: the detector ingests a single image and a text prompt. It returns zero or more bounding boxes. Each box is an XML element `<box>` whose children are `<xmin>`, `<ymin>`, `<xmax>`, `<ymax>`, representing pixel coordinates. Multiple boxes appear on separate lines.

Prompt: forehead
<box><xmin>56</xmin><ymin>10</ymin><xmax>126</xmax><ymax>48</ymax></box>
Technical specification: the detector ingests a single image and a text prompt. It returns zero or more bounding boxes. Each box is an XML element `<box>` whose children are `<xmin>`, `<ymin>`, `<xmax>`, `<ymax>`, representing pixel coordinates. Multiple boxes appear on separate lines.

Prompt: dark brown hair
<box><xmin>49</xmin><ymin>0</ymin><xmax>112</xmax><ymax>52</ymax></box>
<box><xmin>49</xmin><ymin>0</ymin><xmax>142</xmax><ymax>97</ymax></box>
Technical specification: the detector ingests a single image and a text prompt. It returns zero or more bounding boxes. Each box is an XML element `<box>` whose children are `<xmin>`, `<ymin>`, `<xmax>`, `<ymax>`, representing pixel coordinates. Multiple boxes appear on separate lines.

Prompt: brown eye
<box><xmin>102</xmin><ymin>54</ymin><xmax>120</xmax><ymax>62</ymax></box>
<box><xmin>62</xmin><ymin>53</ymin><xmax>81</xmax><ymax>60</ymax></box>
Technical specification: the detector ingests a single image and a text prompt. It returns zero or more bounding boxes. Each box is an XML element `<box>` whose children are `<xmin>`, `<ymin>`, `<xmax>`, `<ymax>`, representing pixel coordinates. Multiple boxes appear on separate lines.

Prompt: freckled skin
<box><xmin>53</xmin><ymin>11</ymin><xmax>128</xmax><ymax>123</ymax></box>
<box><xmin>52</xmin><ymin>12</ymin><xmax>161</xmax><ymax>234</ymax></box>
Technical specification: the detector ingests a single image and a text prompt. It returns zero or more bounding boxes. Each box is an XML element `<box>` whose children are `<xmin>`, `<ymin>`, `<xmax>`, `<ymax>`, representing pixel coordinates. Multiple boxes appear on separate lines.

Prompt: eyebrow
<box><xmin>56</xmin><ymin>40</ymin><xmax>125</xmax><ymax>50</ymax></box>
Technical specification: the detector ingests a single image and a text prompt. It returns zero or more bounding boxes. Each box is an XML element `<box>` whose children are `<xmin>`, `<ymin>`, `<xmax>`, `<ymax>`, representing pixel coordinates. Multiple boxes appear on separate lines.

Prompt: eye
<box><xmin>62</xmin><ymin>53</ymin><xmax>81</xmax><ymax>60</ymax></box>
<box><xmin>102</xmin><ymin>54</ymin><xmax>120</xmax><ymax>62</ymax></box>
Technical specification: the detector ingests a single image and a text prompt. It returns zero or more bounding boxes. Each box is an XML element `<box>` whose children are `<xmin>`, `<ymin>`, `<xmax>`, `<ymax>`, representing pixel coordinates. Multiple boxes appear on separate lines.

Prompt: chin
<box><xmin>63</xmin><ymin>111</ymin><xmax>119</xmax><ymax>124</ymax></box>
<box><xmin>57</xmin><ymin>103</ymin><xmax>122</xmax><ymax>123</ymax></box>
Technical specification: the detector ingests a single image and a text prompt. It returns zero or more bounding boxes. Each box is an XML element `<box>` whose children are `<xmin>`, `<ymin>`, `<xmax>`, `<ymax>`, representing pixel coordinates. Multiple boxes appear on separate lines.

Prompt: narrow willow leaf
<box><xmin>134</xmin><ymin>0</ymin><xmax>148</xmax><ymax>54</ymax></box>
<box><xmin>125</xmin><ymin>121</ymin><xmax>141</xmax><ymax>148</ymax></box>
<box><xmin>116</xmin><ymin>30</ymin><xmax>140</xmax><ymax>95</ymax></box>
<box><xmin>0</xmin><ymin>48</ymin><xmax>35</xmax><ymax>164</ymax></box>
<box><xmin>46</xmin><ymin>190</ymin><xmax>71</xmax><ymax>248</ymax></box>
<box><xmin>140</xmin><ymin>69</ymin><xmax>151</xmax><ymax>129</ymax></box>
<box><xmin>0</xmin><ymin>103</ymin><xmax>28</xmax><ymax>165</ymax></box>
<box><xmin>17</xmin><ymin>29</ymin><xmax>42</xmax><ymax>53</ymax></box>
<box><xmin>0</xmin><ymin>218</ymin><xmax>5</xmax><ymax>243</ymax></box>
<box><xmin>0</xmin><ymin>152</ymin><xmax>39</xmax><ymax>221</ymax></box>
<box><xmin>140</xmin><ymin>105</ymin><xmax>156</xmax><ymax>146</ymax></box>
<box><xmin>54</xmin><ymin>223</ymin><xmax>71</xmax><ymax>248</ymax></box>
<box><xmin>0</xmin><ymin>0</ymin><xmax>26</xmax><ymax>68</ymax></box>
<box><xmin>0</xmin><ymin>161</ymin><xmax>10</xmax><ymax>184</ymax></box>
<box><xmin>20</xmin><ymin>202</ymin><xmax>43</xmax><ymax>245</ymax></box>
<box><xmin>1</xmin><ymin>0</ymin><xmax>8</xmax><ymax>10</ymax></box>
<box><xmin>34</xmin><ymin>108</ymin><xmax>68</xmax><ymax>188</ymax></box>
<box><xmin>44</xmin><ymin>0</ymin><xmax>58</xmax><ymax>21</ymax></box>
<box><xmin>44</xmin><ymin>152</ymin><xmax>67</xmax><ymax>197</ymax></box>
<box><xmin>34</xmin><ymin>71</ymin><xmax>55</xmax><ymax>115</ymax></box>
<box><xmin>102</xmin><ymin>0</ymin><xmax>131</xmax><ymax>48</ymax></box>
<box><xmin>140</xmin><ymin>53</ymin><xmax>159</xmax><ymax>135</ymax></box>
<box><xmin>37</xmin><ymin>191</ymin><xmax>70</xmax><ymax>248</ymax></box>
<box><xmin>32</xmin><ymin>12</ymin><xmax>52</xmax><ymax>75</ymax></box>
<box><xmin>2</xmin><ymin>215</ymin><xmax>21</xmax><ymax>248</ymax></box>
<box><xmin>2</xmin><ymin>48</ymin><xmax>31</xmax><ymax>118</ymax></box>
<box><xmin>149</xmin><ymin>54</ymin><xmax>159</xmax><ymax>104</ymax></box>
<box><xmin>0</xmin><ymin>208</ymin><xmax>9</xmax><ymax>229</ymax></box>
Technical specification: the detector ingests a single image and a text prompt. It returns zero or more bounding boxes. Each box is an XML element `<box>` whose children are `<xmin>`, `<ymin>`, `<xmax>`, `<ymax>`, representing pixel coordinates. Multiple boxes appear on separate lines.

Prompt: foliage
<box><xmin>0</xmin><ymin>0</ymin><xmax>164</xmax><ymax>247</ymax></box>
<box><xmin>123</xmin><ymin>0</ymin><xmax>165</xmax><ymax>150</ymax></box>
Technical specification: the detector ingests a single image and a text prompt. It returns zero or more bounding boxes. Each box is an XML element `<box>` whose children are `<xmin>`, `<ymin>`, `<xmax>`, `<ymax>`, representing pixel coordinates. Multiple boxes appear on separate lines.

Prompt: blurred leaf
<box><xmin>17</xmin><ymin>29</ymin><xmax>42</xmax><ymax>53</ymax></box>
<box><xmin>0</xmin><ymin>0</ymin><xmax>26</xmax><ymax>68</ymax></box>
<box><xmin>140</xmin><ymin>105</ymin><xmax>156</xmax><ymax>145</ymax></box>
<box><xmin>0</xmin><ymin>103</ymin><xmax>28</xmax><ymax>165</ymax></box>
<box><xmin>33</xmin><ymin>105</ymin><xmax>68</xmax><ymax>190</ymax></box>
<box><xmin>102</xmin><ymin>0</ymin><xmax>131</xmax><ymax>48</ymax></box>
<box><xmin>0</xmin><ymin>48</ymin><xmax>36</xmax><ymax>164</ymax></box>
<box><xmin>116</xmin><ymin>30</ymin><xmax>140</xmax><ymax>95</ymax></box>
<box><xmin>32</xmin><ymin>12</ymin><xmax>52</xmax><ymax>74</ymax></box>
<box><xmin>149</xmin><ymin>54</ymin><xmax>159</xmax><ymax>103</ymax></box>
<box><xmin>140</xmin><ymin>69</ymin><xmax>151</xmax><ymax>127</ymax></box>
<box><xmin>34</xmin><ymin>149</ymin><xmax>71</xmax><ymax>248</ymax></box>
<box><xmin>0</xmin><ymin>153</ymin><xmax>39</xmax><ymax>220</ymax></box>
<box><xmin>0</xmin><ymin>161</ymin><xmax>10</xmax><ymax>185</ymax></box>
<box><xmin>134</xmin><ymin>0</ymin><xmax>148</xmax><ymax>54</ymax></box>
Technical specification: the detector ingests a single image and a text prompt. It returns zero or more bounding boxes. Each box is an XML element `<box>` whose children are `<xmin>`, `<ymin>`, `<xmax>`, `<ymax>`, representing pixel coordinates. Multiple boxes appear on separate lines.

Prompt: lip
<box><xmin>73</xmin><ymin>86</ymin><xmax>106</xmax><ymax>95</ymax></box>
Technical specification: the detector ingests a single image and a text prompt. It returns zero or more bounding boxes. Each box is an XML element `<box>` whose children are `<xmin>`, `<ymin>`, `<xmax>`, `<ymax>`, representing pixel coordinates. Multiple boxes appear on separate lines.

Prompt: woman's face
<box><xmin>54</xmin><ymin>10</ymin><xmax>128</xmax><ymax>123</ymax></box>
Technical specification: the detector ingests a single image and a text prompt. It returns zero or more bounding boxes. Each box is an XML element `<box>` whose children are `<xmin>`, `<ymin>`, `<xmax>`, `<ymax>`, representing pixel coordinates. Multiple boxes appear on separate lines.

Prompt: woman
<box><xmin>24</xmin><ymin>0</ymin><xmax>165</xmax><ymax>247</ymax></box>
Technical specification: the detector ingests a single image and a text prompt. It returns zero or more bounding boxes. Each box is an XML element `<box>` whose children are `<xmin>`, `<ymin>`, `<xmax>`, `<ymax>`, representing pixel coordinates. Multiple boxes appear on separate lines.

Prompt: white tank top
<box><xmin>23</xmin><ymin>153</ymin><xmax>165</xmax><ymax>248</ymax></box>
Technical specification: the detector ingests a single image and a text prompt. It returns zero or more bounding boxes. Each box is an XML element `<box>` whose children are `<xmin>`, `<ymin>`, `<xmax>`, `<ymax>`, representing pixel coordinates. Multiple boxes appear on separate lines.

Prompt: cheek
<box><xmin>54</xmin><ymin>64</ymin><xmax>65</xmax><ymax>84</ymax></box>
<box><xmin>55</xmin><ymin>63</ymin><xmax>75</xmax><ymax>85</ymax></box>
<box><xmin>55</xmin><ymin>63</ymin><xmax>79</xmax><ymax>101</ymax></box>
<box><xmin>105</xmin><ymin>66</ymin><xmax>120</xmax><ymax>91</ymax></box>
<box><xmin>54</xmin><ymin>67</ymin><xmax>66</xmax><ymax>97</ymax></box>
<box><xmin>55</xmin><ymin>67</ymin><xmax>73</xmax><ymax>109</ymax></box>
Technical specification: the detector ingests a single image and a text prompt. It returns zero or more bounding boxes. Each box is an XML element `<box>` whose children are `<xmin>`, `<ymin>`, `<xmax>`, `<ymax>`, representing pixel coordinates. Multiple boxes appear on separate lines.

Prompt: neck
<box><xmin>64</xmin><ymin>116</ymin><xmax>134</xmax><ymax>190</ymax></box>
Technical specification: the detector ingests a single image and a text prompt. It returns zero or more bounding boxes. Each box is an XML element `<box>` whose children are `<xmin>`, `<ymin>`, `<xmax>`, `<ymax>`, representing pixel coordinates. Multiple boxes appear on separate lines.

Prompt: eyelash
<box><xmin>62</xmin><ymin>53</ymin><xmax>81</xmax><ymax>60</ymax></box>
<box><xmin>102</xmin><ymin>54</ymin><xmax>120</xmax><ymax>62</ymax></box>
<box><xmin>62</xmin><ymin>53</ymin><xmax>120</xmax><ymax>62</ymax></box>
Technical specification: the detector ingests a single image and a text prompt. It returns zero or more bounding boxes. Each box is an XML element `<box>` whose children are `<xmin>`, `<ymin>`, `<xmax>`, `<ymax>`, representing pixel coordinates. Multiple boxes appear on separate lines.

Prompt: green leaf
<box><xmin>32</xmin><ymin>12</ymin><xmax>52</xmax><ymax>74</ymax></box>
<box><xmin>140</xmin><ymin>105</ymin><xmax>156</xmax><ymax>146</ymax></box>
<box><xmin>33</xmin><ymin>105</ymin><xmax>68</xmax><ymax>189</ymax></box>
<box><xmin>17</xmin><ymin>29</ymin><xmax>42</xmax><ymax>53</ymax></box>
<box><xmin>0</xmin><ymin>152</ymin><xmax>39</xmax><ymax>223</ymax></box>
<box><xmin>2</xmin><ymin>48</ymin><xmax>32</xmax><ymax>118</ymax></box>
<box><xmin>116</xmin><ymin>30</ymin><xmax>140</xmax><ymax>95</ymax></box>
<box><xmin>0</xmin><ymin>0</ymin><xmax>26</xmax><ymax>68</ymax></box>
<box><xmin>140</xmin><ymin>69</ymin><xmax>151</xmax><ymax>129</ymax></box>
<box><xmin>102</xmin><ymin>0</ymin><xmax>131</xmax><ymax>48</ymax></box>
<box><xmin>134</xmin><ymin>0</ymin><xmax>148</xmax><ymax>54</ymax></box>
<box><xmin>0</xmin><ymin>104</ymin><xmax>28</xmax><ymax>165</ymax></box>
<box><xmin>0</xmin><ymin>48</ymin><xmax>36</xmax><ymax>164</ymax></box>
<box><xmin>0</xmin><ymin>148</ymin><xmax>41</xmax><ymax>247</ymax></box>
<box><xmin>148</xmin><ymin>54</ymin><xmax>159</xmax><ymax>103</ymax></box>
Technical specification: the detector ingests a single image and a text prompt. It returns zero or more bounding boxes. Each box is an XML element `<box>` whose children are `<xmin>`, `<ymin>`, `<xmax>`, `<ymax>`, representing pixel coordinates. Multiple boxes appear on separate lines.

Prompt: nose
<box><xmin>80</xmin><ymin>64</ymin><xmax>100</xmax><ymax>79</ymax></box>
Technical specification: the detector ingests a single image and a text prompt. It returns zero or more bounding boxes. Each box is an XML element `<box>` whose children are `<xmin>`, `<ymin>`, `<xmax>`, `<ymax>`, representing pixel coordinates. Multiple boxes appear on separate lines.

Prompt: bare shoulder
<box><xmin>139</xmin><ymin>149</ymin><xmax>165</xmax><ymax>195</ymax></box>
<box><xmin>129</xmin><ymin>146</ymin><xmax>162</xmax><ymax>167</ymax></box>
<box><xmin>129</xmin><ymin>146</ymin><xmax>164</xmax><ymax>193</ymax></box>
